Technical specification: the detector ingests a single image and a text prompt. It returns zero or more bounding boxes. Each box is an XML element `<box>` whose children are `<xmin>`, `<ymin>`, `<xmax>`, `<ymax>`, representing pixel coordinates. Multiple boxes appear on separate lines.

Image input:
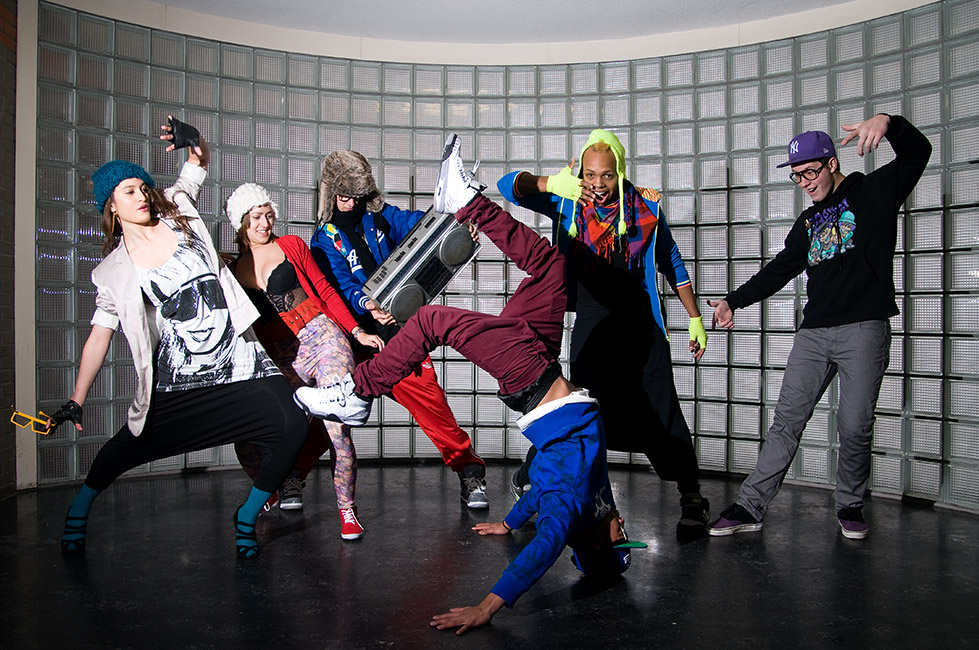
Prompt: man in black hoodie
<box><xmin>706</xmin><ymin>114</ymin><xmax>931</xmax><ymax>540</ymax></box>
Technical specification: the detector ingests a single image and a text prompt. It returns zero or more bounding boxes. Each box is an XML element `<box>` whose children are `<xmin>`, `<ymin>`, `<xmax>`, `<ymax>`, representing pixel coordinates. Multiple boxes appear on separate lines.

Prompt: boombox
<box><xmin>363</xmin><ymin>208</ymin><xmax>480</xmax><ymax>324</ymax></box>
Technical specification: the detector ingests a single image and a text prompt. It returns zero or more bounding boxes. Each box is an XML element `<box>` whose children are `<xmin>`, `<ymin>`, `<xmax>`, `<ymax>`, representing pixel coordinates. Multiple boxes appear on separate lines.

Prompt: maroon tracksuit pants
<box><xmin>354</xmin><ymin>195</ymin><xmax>566</xmax><ymax>399</ymax></box>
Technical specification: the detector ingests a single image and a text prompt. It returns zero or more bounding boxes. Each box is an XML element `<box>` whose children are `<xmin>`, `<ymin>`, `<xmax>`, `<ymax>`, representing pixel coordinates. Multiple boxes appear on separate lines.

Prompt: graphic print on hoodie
<box><xmin>806</xmin><ymin>197</ymin><xmax>856</xmax><ymax>267</ymax></box>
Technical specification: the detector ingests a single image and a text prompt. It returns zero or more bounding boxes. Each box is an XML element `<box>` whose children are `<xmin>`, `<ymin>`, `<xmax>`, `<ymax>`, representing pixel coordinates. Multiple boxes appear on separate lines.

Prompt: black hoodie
<box><xmin>725</xmin><ymin>115</ymin><xmax>932</xmax><ymax>329</ymax></box>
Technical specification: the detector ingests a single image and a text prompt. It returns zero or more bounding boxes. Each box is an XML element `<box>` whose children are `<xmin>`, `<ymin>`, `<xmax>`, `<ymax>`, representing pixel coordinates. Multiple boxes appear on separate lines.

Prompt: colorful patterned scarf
<box><xmin>574</xmin><ymin>185</ymin><xmax>659</xmax><ymax>267</ymax></box>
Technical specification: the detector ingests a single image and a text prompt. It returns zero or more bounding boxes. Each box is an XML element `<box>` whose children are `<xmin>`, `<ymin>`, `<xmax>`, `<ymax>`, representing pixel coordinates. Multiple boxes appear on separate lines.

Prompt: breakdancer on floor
<box><xmin>295</xmin><ymin>135</ymin><xmax>637</xmax><ymax>634</ymax></box>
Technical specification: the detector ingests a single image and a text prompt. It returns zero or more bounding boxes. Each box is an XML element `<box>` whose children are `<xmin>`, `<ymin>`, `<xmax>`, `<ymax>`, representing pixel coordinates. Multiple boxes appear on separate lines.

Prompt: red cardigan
<box><xmin>274</xmin><ymin>234</ymin><xmax>360</xmax><ymax>335</ymax></box>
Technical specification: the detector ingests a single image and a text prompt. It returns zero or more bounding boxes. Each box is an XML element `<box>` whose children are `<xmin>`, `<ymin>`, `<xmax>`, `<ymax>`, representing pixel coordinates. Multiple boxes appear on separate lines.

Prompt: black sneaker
<box><xmin>509</xmin><ymin>472</ymin><xmax>530</xmax><ymax>501</ymax></box>
<box><xmin>676</xmin><ymin>493</ymin><xmax>710</xmax><ymax>540</ymax></box>
<box><xmin>279</xmin><ymin>476</ymin><xmax>304</xmax><ymax>510</ymax></box>
<box><xmin>838</xmin><ymin>506</ymin><xmax>869</xmax><ymax>540</ymax></box>
<box><xmin>459</xmin><ymin>464</ymin><xmax>488</xmax><ymax>509</ymax></box>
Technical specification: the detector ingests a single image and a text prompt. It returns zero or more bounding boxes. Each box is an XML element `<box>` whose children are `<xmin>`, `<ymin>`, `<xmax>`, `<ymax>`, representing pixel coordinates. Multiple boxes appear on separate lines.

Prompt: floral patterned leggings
<box><xmin>235</xmin><ymin>313</ymin><xmax>357</xmax><ymax>508</ymax></box>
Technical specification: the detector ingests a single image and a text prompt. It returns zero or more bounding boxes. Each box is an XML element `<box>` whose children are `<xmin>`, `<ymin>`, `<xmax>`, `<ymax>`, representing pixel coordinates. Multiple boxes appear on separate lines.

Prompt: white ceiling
<box><xmin>155</xmin><ymin>0</ymin><xmax>861</xmax><ymax>44</ymax></box>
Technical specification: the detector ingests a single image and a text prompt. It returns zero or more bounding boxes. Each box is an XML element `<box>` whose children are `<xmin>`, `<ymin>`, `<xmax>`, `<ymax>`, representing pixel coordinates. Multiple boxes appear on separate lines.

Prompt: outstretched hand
<box><xmin>707</xmin><ymin>298</ymin><xmax>734</xmax><ymax>330</ymax></box>
<box><xmin>472</xmin><ymin>521</ymin><xmax>510</xmax><ymax>536</ymax></box>
<box><xmin>430</xmin><ymin>594</ymin><xmax>505</xmax><ymax>635</ymax></box>
<box><xmin>840</xmin><ymin>114</ymin><xmax>890</xmax><ymax>157</ymax></box>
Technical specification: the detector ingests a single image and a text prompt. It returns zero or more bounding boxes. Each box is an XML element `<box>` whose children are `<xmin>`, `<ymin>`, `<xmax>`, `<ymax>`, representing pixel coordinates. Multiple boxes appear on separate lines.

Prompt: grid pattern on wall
<box><xmin>32</xmin><ymin>1</ymin><xmax>979</xmax><ymax>512</ymax></box>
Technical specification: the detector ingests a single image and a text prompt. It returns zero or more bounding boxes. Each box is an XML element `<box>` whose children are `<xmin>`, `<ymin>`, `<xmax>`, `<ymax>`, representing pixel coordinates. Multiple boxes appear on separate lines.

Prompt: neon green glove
<box><xmin>545</xmin><ymin>165</ymin><xmax>583</xmax><ymax>201</ymax></box>
<box><xmin>688</xmin><ymin>316</ymin><xmax>707</xmax><ymax>351</ymax></box>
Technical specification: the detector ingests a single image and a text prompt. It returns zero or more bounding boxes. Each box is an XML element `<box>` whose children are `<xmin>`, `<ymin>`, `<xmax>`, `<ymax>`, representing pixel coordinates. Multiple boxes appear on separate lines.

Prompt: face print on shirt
<box><xmin>139</xmin><ymin>228</ymin><xmax>238</xmax><ymax>385</ymax></box>
<box><xmin>160</xmin><ymin>274</ymin><xmax>233</xmax><ymax>359</ymax></box>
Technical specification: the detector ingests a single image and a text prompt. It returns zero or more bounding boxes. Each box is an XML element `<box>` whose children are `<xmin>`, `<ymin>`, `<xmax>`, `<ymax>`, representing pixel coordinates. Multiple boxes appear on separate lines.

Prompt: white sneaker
<box><xmin>294</xmin><ymin>373</ymin><xmax>371</xmax><ymax>426</ymax></box>
<box><xmin>433</xmin><ymin>134</ymin><xmax>484</xmax><ymax>215</ymax></box>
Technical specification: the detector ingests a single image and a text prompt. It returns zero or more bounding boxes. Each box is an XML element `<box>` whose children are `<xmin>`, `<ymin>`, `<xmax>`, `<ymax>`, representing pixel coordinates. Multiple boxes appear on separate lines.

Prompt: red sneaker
<box><xmin>261</xmin><ymin>492</ymin><xmax>279</xmax><ymax>515</ymax></box>
<box><xmin>339</xmin><ymin>507</ymin><xmax>364</xmax><ymax>540</ymax></box>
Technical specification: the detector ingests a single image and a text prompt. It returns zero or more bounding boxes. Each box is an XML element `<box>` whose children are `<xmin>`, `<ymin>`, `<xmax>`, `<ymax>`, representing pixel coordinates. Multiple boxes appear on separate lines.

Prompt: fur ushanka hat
<box><xmin>317</xmin><ymin>150</ymin><xmax>385</xmax><ymax>224</ymax></box>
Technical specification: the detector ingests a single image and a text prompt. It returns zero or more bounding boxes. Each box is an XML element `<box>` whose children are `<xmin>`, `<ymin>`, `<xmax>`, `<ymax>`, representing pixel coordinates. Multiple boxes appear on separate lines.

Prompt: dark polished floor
<box><xmin>1</xmin><ymin>462</ymin><xmax>976</xmax><ymax>650</ymax></box>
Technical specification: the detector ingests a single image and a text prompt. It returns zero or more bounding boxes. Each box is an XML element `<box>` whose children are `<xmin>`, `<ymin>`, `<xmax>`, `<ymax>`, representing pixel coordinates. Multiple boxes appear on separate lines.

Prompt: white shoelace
<box><xmin>341</xmin><ymin>508</ymin><xmax>359</xmax><ymax>525</ymax></box>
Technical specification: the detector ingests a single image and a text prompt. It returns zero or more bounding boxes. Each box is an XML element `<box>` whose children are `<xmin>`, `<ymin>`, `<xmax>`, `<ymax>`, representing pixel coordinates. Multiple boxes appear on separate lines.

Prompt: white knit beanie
<box><xmin>226</xmin><ymin>183</ymin><xmax>278</xmax><ymax>230</ymax></box>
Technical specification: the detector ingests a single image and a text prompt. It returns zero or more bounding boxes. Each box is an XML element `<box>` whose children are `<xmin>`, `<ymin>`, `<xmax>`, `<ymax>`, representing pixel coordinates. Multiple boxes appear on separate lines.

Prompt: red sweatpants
<box><xmin>387</xmin><ymin>355</ymin><xmax>483</xmax><ymax>472</ymax></box>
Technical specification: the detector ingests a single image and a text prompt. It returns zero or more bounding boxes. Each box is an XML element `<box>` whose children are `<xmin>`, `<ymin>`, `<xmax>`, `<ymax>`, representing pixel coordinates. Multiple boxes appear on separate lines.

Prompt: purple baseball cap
<box><xmin>776</xmin><ymin>130</ymin><xmax>837</xmax><ymax>168</ymax></box>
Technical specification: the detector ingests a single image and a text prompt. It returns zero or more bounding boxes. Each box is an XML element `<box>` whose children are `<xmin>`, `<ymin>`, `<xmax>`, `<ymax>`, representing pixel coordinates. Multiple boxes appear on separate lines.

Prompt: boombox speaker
<box><xmin>363</xmin><ymin>208</ymin><xmax>480</xmax><ymax>324</ymax></box>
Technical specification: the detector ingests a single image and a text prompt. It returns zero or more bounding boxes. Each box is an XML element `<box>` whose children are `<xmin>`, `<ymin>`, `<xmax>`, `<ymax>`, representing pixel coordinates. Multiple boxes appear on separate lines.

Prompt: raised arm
<box><xmin>512</xmin><ymin>170</ymin><xmax>549</xmax><ymax>198</ymax></box>
<box><xmin>159</xmin><ymin>114</ymin><xmax>210</xmax><ymax>168</ymax></box>
<box><xmin>843</xmin><ymin>114</ymin><xmax>932</xmax><ymax>212</ymax></box>
<box><xmin>159</xmin><ymin>116</ymin><xmax>209</xmax><ymax>208</ymax></box>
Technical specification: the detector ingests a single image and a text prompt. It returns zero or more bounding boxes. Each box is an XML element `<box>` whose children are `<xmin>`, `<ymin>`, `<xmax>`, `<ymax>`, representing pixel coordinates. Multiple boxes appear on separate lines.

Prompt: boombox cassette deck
<box><xmin>363</xmin><ymin>208</ymin><xmax>480</xmax><ymax>324</ymax></box>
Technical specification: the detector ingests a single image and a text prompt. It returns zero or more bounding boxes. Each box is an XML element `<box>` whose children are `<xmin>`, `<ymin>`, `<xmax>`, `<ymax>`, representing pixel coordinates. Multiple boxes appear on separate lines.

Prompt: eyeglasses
<box><xmin>789</xmin><ymin>160</ymin><xmax>828</xmax><ymax>184</ymax></box>
<box><xmin>336</xmin><ymin>194</ymin><xmax>355</xmax><ymax>202</ymax></box>
<box><xmin>10</xmin><ymin>407</ymin><xmax>54</xmax><ymax>435</ymax></box>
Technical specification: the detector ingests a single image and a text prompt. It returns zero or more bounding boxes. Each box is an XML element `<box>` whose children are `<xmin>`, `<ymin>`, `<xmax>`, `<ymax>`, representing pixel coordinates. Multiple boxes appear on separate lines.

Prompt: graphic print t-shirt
<box><xmin>135</xmin><ymin>220</ymin><xmax>279</xmax><ymax>391</ymax></box>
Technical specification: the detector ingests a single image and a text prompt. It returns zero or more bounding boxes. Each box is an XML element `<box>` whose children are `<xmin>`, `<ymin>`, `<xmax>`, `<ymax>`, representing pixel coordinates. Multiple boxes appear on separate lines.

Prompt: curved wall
<box><xmin>24</xmin><ymin>0</ymin><xmax>979</xmax><ymax>512</ymax></box>
<box><xmin>52</xmin><ymin>0</ymin><xmax>934</xmax><ymax>65</ymax></box>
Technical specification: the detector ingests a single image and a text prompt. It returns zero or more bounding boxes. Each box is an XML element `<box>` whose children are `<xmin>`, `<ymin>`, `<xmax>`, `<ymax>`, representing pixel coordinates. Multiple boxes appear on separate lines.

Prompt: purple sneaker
<box><xmin>707</xmin><ymin>503</ymin><xmax>763</xmax><ymax>536</ymax></box>
<box><xmin>838</xmin><ymin>506</ymin><xmax>869</xmax><ymax>540</ymax></box>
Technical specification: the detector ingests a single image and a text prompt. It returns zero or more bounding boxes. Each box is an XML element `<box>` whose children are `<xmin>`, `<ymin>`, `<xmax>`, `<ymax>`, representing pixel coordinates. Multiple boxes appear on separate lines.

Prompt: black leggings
<box><xmin>83</xmin><ymin>375</ymin><xmax>307</xmax><ymax>494</ymax></box>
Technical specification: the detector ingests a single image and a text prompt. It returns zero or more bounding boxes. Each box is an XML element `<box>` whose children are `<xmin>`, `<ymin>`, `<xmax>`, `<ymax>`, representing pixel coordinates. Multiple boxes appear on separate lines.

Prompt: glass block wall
<box><xmin>32</xmin><ymin>0</ymin><xmax>979</xmax><ymax>512</ymax></box>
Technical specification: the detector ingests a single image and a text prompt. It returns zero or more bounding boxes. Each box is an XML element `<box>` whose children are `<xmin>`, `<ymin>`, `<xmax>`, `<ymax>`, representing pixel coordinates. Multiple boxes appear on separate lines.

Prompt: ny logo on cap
<box><xmin>790</xmin><ymin>140</ymin><xmax>800</xmax><ymax>154</ymax></box>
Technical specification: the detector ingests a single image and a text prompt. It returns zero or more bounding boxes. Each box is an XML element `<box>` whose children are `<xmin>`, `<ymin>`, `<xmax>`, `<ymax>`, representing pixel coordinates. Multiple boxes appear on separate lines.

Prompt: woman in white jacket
<box><xmin>48</xmin><ymin>118</ymin><xmax>306</xmax><ymax>559</ymax></box>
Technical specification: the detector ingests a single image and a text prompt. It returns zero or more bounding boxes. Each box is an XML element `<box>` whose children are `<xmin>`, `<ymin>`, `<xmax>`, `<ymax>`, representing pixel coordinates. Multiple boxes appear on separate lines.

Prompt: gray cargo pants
<box><xmin>737</xmin><ymin>320</ymin><xmax>891</xmax><ymax>520</ymax></box>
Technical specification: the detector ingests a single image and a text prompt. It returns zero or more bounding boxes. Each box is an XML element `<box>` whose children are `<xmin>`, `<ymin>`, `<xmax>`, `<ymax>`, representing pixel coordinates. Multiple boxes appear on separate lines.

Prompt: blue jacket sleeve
<box><xmin>637</xmin><ymin>197</ymin><xmax>691</xmax><ymax>333</ymax></box>
<box><xmin>309</xmin><ymin>226</ymin><xmax>372</xmax><ymax>314</ymax></box>
<box><xmin>651</xmin><ymin>211</ymin><xmax>691</xmax><ymax>291</ymax></box>
<box><xmin>503</xmin><ymin>486</ymin><xmax>540</xmax><ymax>531</ymax></box>
<box><xmin>497</xmin><ymin>171</ymin><xmax>576</xmax><ymax>233</ymax></box>
<box><xmin>491</xmin><ymin>491</ymin><xmax>575</xmax><ymax>608</ymax></box>
<box><xmin>379</xmin><ymin>203</ymin><xmax>427</xmax><ymax>247</ymax></box>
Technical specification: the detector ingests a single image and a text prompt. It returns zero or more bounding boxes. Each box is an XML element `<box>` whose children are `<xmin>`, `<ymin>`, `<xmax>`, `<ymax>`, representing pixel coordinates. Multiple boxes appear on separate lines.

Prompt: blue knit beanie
<box><xmin>93</xmin><ymin>160</ymin><xmax>155</xmax><ymax>213</ymax></box>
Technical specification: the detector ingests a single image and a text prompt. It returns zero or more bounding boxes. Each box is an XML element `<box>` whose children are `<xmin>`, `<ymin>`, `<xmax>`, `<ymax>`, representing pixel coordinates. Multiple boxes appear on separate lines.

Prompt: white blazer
<box><xmin>89</xmin><ymin>163</ymin><xmax>259</xmax><ymax>435</ymax></box>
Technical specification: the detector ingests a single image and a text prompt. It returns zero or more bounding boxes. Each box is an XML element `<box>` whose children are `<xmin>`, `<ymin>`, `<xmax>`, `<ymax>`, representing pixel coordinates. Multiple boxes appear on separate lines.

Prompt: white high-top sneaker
<box><xmin>294</xmin><ymin>373</ymin><xmax>371</xmax><ymax>426</ymax></box>
<box><xmin>433</xmin><ymin>133</ymin><xmax>484</xmax><ymax>215</ymax></box>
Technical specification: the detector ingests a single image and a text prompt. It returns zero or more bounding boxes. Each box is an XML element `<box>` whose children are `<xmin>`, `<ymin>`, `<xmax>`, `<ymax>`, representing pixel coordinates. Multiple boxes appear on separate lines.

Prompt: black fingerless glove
<box><xmin>167</xmin><ymin>115</ymin><xmax>200</xmax><ymax>151</ymax></box>
<box><xmin>50</xmin><ymin>399</ymin><xmax>83</xmax><ymax>430</ymax></box>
